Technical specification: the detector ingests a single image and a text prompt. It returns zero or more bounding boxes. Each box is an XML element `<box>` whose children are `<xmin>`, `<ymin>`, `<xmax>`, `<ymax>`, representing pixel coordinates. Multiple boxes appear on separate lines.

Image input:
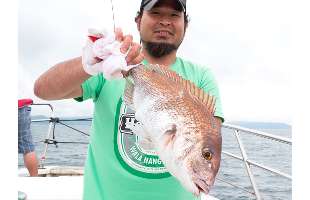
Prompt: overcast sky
<box><xmin>18</xmin><ymin>0</ymin><xmax>292</xmax><ymax>124</ymax></box>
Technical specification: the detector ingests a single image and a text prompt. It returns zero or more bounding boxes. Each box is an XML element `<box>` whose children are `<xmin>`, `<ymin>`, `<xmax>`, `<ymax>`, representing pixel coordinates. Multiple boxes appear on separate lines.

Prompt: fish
<box><xmin>123</xmin><ymin>64</ymin><xmax>222</xmax><ymax>196</ymax></box>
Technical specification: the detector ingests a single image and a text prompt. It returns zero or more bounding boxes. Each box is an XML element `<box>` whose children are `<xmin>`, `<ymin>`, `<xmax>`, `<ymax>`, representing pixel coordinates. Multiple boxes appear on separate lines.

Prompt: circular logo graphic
<box><xmin>116</xmin><ymin>102</ymin><xmax>170</xmax><ymax>178</ymax></box>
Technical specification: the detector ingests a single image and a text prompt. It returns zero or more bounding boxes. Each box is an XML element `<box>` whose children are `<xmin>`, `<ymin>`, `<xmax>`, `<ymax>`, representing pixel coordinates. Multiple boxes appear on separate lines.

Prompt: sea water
<box><xmin>18</xmin><ymin>120</ymin><xmax>292</xmax><ymax>200</ymax></box>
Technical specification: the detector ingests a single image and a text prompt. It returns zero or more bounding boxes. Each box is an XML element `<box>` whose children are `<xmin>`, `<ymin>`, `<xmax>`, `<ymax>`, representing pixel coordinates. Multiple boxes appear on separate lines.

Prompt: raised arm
<box><xmin>34</xmin><ymin>57</ymin><xmax>88</xmax><ymax>100</ymax></box>
<box><xmin>34</xmin><ymin>28</ymin><xmax>143</xmax><ymax>101</ymax></box>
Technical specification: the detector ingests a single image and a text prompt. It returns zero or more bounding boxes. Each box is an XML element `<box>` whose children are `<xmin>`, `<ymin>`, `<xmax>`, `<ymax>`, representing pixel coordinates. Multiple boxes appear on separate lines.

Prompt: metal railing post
<box><xmin>38</xmin><ymin>121</ymin><xmax>53</xmax><ymax>168</ymax></box>
<box><xmin>30</xmin><ymin>103</ymin><xmax>55</xmax><ymax>169</ymax></box>
<box><xmin>234</xmin><ymin>130</ymin><xmax>262</xmax><ymax>200</ymax></box>
<box><xmin>215</xmin><ymin>124</ymin><xmax>291</xmax><ymax>199</ymax></box>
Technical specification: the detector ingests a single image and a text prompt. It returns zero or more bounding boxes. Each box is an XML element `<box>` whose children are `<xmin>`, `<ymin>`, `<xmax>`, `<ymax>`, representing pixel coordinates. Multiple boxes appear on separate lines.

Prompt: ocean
<box><xmin>18</xmin><ymin>120</ymin><xmax>292</xmax><ymax>200</ymax></box>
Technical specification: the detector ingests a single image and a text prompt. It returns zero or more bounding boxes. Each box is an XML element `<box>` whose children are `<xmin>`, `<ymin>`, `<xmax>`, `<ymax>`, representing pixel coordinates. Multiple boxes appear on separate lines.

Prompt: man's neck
<box><xmin>142</xmin><ymin>49</ymin><xmax>177</xmax><ymax>67</ymax></box>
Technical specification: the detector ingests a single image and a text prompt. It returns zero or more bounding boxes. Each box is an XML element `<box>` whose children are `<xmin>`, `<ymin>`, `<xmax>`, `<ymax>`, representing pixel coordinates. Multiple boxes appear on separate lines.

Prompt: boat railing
<box><xmin>29</xmin><ymin>103</ymin><xmax>291</xmax><ymax>199</ymax></box>
<box><xmin>31</xmin><ymin>103</ymin><xmax>93</xmax><ymax>170</ymax></box>
<box><xmin>30</xmin><ymin>103</ymin><xmax>55</xmax><ymax>168</ymax></box>
<box><xmin>217</xmin><ymin>123</ymin><xmax>292</xmax><ymax>200</ymax></box>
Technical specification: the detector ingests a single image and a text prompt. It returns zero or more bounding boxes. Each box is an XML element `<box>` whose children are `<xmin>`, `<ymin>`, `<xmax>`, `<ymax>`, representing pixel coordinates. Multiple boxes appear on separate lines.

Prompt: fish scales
<box><xmin>124</xmin><ymin>64</ymin><xmax>222</xmax><ymax>196</ymax></box>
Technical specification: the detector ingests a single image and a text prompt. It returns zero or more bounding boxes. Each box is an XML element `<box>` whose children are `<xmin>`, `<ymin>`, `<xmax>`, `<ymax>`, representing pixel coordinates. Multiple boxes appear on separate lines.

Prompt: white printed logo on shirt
<box><xmin>117</xmin><ymin>103</ymin><xmax>168</xmax><ymax>175</ymax></box>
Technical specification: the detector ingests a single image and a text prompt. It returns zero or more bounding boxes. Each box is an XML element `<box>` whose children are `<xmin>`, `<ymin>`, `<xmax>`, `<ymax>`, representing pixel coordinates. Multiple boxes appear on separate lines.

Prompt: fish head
<box><xmin>182</xmin><ymin>132</ymin><xmax>222</xmax><ymax>196</ymax></box>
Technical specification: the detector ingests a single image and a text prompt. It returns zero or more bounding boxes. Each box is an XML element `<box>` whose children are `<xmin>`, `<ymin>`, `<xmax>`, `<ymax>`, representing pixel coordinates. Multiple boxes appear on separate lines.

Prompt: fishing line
<box><xmin>109</xmin><ymin>0</ymin><xmax>116</xmax><ymax>31</ymax></box>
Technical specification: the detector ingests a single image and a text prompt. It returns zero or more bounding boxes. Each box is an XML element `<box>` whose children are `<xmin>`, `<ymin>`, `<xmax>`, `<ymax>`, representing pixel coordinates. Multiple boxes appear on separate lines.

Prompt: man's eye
<box><xmin>171</xmin><ymin>13</ymin><xmax>180</xmax><ymax>17</ymax></box>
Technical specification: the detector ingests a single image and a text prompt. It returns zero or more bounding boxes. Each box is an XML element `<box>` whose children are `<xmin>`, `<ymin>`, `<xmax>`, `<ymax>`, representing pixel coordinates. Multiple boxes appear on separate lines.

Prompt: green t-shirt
<box><xmin>76</xmin><ymin>57</ymin><xmax>224</xmax><ymax>200</ymax></box>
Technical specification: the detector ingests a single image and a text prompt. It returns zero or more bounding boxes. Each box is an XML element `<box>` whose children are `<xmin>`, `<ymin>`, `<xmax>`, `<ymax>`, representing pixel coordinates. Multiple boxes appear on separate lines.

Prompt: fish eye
<box><xmin>202</xmin><ymin>148</ymin><xmax>212</xmax><ymax>160</ymax></box>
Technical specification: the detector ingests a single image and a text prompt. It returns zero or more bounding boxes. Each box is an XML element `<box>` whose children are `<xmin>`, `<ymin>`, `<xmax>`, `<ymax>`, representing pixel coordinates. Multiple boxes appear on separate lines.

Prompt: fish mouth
<box><xmin>194</xmin><ymin>179</ymin><xmax>210</xmax><ymax>195</ymax></box>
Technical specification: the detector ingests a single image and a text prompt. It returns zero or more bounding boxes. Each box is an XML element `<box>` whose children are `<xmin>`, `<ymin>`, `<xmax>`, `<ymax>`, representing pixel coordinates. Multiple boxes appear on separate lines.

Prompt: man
<box><xmin>18</xmin><ymin>99</ymin><xmax>38</xmax><ymax>176</ymax></box>
<box><xmin>34</xmin><ymin>0</ymin><xmax>224</xmax><ymax>199</ymax></box>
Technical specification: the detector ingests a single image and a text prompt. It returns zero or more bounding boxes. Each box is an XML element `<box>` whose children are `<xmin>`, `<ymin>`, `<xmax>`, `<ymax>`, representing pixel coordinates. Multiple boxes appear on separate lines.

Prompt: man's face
<box><xmin>136</xmin><ymin>1</ymin><xmax>186</xmax><ymax>57</ymax></box>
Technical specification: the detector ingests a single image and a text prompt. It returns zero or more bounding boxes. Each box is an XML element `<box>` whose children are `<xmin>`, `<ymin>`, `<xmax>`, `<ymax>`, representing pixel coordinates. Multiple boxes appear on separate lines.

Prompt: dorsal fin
<box><xmin>147</xmin><ymin>64</ymin><xmax>216</xmax><ymax>113</ymax></box>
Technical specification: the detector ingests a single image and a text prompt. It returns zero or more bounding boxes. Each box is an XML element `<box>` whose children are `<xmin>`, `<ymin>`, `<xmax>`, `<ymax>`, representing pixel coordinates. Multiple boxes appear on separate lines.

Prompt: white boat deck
<box><xmin>18</xmin><ymin>166</ymin><xmax>83</xmax><ymax>200</ymax></box>
<box><xmin>18</xmin><ymin>166</ymin><xmax>218</xmax><ymax>200</ymax></box>
<box><xmin>18</xmin><ymin>176</ymin><xmax>84</xmax><ymax>200</ymax></box>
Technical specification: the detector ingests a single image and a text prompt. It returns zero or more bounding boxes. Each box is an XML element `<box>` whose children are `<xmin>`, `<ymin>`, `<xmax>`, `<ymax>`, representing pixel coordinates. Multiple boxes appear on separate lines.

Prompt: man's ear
<box><xmin>135</xmin><ymin>16</ymin><xmax>141</xmax><ymax>31</ymax></box>
<box><xmin>183</xmin><ymin>22</ymin><xmax>188</xmax><ymax>35</ymax></box>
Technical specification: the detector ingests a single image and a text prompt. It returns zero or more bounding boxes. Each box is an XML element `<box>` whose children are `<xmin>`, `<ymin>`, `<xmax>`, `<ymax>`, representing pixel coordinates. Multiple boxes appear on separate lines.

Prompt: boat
<box><xmin>18</xmin><ymin>103</ymin><xmax>292</xmax><ymax>200</ymax></box>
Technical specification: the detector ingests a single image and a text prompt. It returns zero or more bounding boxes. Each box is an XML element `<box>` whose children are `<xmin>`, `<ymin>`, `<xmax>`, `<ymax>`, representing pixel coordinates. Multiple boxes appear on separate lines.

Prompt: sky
<box><xmin>3</xmin><ymin>1</ymin><xmax>308</xmax><ymax>198</ymax></box>
<box><xmin>18</xmin><ymin>0</ymin><xmax>292</xmax><ymax>124</ymax></box>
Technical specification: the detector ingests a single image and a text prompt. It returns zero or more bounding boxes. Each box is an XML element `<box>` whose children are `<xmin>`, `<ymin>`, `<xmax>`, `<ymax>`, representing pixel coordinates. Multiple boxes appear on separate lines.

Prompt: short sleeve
<box><xmin>74</xmin><ymin>73</ymin><xmax>105</xmax><ymax>102</ymax></box>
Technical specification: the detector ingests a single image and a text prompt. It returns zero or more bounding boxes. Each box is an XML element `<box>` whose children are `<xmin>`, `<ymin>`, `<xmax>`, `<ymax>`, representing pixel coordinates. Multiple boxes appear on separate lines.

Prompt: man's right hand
<box><xmin>82</xmin><ymin>28</ymin><xmax>143</xmax><ymax>79</ymax></box>
<box><xmin>114</xmin><ymin>28</ymin><xmax>144</xmax><ymax>66</ymax></box>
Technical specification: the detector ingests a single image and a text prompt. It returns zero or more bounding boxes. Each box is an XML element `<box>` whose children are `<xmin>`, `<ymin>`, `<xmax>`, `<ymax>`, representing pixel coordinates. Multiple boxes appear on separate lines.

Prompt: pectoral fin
<box><xmin>162</xmin><ymin>124</ymin><xmax>177</xmax><ymax>148</ymax></box>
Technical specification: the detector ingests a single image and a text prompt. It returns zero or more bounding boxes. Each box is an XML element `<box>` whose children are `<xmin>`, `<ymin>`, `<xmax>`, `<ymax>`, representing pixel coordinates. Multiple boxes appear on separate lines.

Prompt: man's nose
<box><xmin>159</xmin><ymin>20</ymin><xmax>171</xmax><ymax>26</ymax></box>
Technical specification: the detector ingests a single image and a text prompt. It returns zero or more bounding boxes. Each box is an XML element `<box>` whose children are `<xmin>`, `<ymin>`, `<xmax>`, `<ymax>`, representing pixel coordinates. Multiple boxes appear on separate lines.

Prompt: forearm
<box><xmin>34</xmin><ymin>57</ymin><xmax>91</xmax><ymax>100</ymax></box>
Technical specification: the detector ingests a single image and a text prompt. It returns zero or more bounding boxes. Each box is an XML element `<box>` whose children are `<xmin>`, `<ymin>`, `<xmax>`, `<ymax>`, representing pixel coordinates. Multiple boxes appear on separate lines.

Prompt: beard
<box><xmin>142</xmin><ymin>40</ymin><xmax>180</xmax><ymax>58</ymax></box>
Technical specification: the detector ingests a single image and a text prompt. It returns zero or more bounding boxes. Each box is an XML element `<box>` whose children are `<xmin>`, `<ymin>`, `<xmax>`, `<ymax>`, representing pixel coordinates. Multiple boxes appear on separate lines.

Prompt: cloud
<box><xmin>18</xmin><ymin>0</ymin><xmax>291</xmax><ymax>123</ymax></box>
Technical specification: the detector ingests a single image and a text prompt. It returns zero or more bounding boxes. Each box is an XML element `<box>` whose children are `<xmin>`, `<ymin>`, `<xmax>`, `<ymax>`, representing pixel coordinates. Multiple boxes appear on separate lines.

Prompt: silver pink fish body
<box><xmin>124</xmin><ymin>64</ymin><xmax>222</xmax><ymax>196</ymax></box>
